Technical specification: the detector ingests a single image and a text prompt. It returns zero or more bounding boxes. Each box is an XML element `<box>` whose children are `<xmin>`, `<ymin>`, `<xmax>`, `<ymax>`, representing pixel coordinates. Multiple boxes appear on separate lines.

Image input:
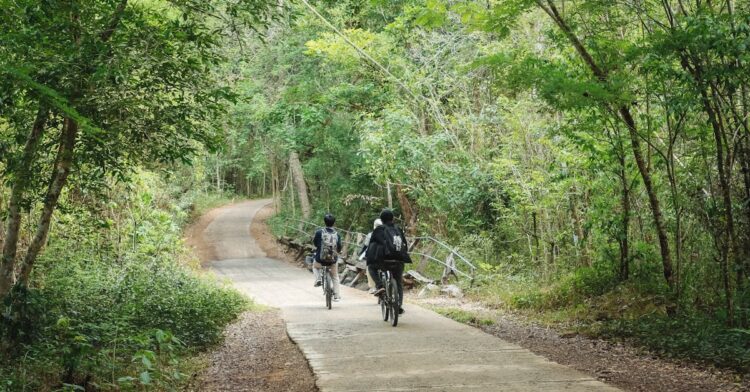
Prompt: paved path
<box><xmin>207</xmin><ymin>200</ymin><xmax>621</xmax><ymax>392</ymax></box>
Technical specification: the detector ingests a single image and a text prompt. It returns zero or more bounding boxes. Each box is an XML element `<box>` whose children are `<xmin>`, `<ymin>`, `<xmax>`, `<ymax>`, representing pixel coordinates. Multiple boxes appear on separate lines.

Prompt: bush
<box><xmin>0</xmin><ymin>174</ymin><xmax>246</xmax><ymax>390</ymax></box>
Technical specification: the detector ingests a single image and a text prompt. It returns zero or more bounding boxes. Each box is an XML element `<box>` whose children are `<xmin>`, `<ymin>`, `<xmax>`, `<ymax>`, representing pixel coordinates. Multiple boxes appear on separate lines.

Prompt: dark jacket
<box><xmin>365</xmin><ymin>223</ymin><xmax>412</xmax><ymax>265</ymax></box>
<box><xmin>313</xmin><ymin>227</ymin><xmax>342</xmax><ymax>263</ymax></box>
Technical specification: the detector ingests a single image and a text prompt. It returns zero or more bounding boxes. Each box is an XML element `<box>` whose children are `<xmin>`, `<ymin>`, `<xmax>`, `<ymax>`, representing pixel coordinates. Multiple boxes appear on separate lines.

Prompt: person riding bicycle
<box><xmin>359</xmin><ymin>218</ymin><xmax>383</xmax><ymax>294</ymax></box>
<box><xmin>366</xmin><ymin>209</ymin><xmax>411</xmax><ymax>314</ymax></box>
<box><xmin>313</xmin><ymin>213</ymin><xmax>342</xmax><ymax>301</ymax></box>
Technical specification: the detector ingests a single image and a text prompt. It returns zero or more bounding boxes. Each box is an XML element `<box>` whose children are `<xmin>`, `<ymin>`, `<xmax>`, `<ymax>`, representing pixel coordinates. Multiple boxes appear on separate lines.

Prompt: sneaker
<box><xmin>368</xmin><ymin>288</ymin><xmax>377</xmax><ymax>294</ymax></box>
<box><xmin>314</xmin><ymin>280</ymin><xmax>322</xmax><ymax>287</ymax></box>
<box><xmin>398</xmin><ymin>307</ymin><xmax>405</xmax><ymax>315</ymax></box>
<box><xmin>373</xmin><ymin>288</ymin><xmax>385</xmax><ymax>296</ymax></box>
<box><xmin>333</xmin><ymin>295</ymin><xmax>341</xmax><ymax>302</ymax></box>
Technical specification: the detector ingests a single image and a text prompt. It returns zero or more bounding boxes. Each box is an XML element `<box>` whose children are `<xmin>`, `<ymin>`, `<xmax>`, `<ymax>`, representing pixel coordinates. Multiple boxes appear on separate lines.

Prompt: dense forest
<box><xmin>2</xmin><ymin>0</ymin><xmax>750</xmax><ymax>389</ymax></box>
<box><xmin>224</xmin><ymin>0</ymin><xmax>750</xmax><ymax>370</ymax></box>
<box><xmin>0</xmin><ymin>0</ymin><xmax>273</xmax><ymax>388</ymax></box>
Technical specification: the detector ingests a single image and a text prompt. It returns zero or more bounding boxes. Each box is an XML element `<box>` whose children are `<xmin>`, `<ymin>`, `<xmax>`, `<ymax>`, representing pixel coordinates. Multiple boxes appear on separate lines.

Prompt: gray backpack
<box><xmin>320</xmin><ymin>229</ymin><xmax>338</xmax><ymax>263</ymax></box>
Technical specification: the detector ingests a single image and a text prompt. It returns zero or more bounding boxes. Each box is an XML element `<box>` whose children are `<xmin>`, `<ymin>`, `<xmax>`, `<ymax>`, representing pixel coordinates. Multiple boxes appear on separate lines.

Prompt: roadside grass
<box><xmin>450</xmin><ymin>267</ymin><xmax>750</xmax><ymax>373</ymax></box>
<box><xmin>430</xmin><ymin>306</ymin><xmax>495</xmax><ymax>327</ymax></box>
<box><xmin>187</xmin><ymin>191</ymin><xmax>238</xmax><ymax>223</ymax></box>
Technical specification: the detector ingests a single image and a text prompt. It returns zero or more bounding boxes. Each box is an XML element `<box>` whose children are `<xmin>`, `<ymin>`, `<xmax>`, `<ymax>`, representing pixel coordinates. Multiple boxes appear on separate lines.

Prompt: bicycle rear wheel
<box><xmin>324</xmin><ymin>271</ymin><xmax>332</xmax><ymax>310</ymax></box>
<box><xmin>381</xmin><ymin>272</ymin><xmax>389</xmax><ymax>321</ymax></box>
<box><xmin>389</xmin><ymin>276</ymin><xmax>399</xmax><ymax>327</ymax></box>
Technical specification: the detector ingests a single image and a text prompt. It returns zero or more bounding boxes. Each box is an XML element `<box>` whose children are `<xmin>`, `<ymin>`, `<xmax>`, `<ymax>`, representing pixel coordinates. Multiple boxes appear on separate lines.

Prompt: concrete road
<box><xmin>208</xmin><ymin>199</ymin><xmax>621</xmax><ymax>392</ymax></box>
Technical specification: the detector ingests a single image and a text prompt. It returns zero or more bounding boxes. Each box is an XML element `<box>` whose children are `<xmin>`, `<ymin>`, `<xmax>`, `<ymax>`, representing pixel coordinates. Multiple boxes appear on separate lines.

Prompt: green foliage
<box><xmin>0</xmin><ymin>173</ymin><xmax>247</xmax><ymax>390</ymax></box>
<box><xmin>602</xmin><ymin>315</ymin><xmax>750</xmax><ymax>372</ymax></box>
<box><xmin>83</xmin><ymin>0</ymin><xmax>750</xmax><ymax>374</ymax></box>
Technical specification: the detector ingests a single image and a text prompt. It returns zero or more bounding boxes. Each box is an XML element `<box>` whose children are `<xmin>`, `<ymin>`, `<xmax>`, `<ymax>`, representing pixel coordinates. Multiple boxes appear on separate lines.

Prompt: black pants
<box><xmin>368</xmin><ymin>262</ymin><xmax>404</xmax><ymax>307</ymax></box>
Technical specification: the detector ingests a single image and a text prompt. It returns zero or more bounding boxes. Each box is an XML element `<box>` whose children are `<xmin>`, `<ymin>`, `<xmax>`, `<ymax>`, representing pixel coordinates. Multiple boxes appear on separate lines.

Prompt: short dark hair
<box><xmin>379</xmin><ymin>209</ymin><xmax>394</xmax><ymax>223</ymax></box>
<box><xmin>324</xmin><ymin>213</ymin><xmax>336</xmax><ymax>227</ymax></box>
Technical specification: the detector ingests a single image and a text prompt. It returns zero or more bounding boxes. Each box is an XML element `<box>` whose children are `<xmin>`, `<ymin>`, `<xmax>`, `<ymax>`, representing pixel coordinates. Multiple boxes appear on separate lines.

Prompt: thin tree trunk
<box><xmin>621</xmin><ymin>107</ymin><xmax>675</xmax><ymax>290</ymax></box>
<box><xmin>215</xmin><ymin>154</ymin><xmax>222</xmax><ymax>192</ymax></box>
<box><xmin>532</xmin><ymin>211</ymin><xmax>540</xmax><ymax>263</ymax></box>
<box><xmin>619</xmin><ymin>158</ymin><xmax>631</xmax><ymax>281</ymax></box>
<box><xmin>386</xmin><ymin>181</ymin><xmax>393</xmax><ymax>209</ymax></box>
<box><xmin>262</xmin><ymin>171</ymin><xmax>267</xmax><ymax>197</ymax></box>
<box><xmin>18</xmin><ymin>118</ymin><xmax>79</xmax><ymax>287</ymax></box>
<box><xmin>739</xmin><ymin>85</ymin><xmax>750</xmax><ymax>325</ymax></box>
<box><xmin>271</xmin><ymin>160</ymin><xmax>280</xmax><ymax>212</ymax></box>
<box><xmin>569</xmin><ymin>189</ymin><xmax>588</xmax><ymax>266</ymax></box>
<box><xmin>395</xmin><ymin>185</ymin><xmax>417</xmax><ymax>236</ymax></box>
<box><xmin>684</xmin><ymin>59</ymin><xmax>737</xmax><ymax>325</ymax></box>
<box><xmin>0</xmin><ymin>107</ymin><xmax>49</xmax><ymax>297</ymax></box>
<box><xmin>536</xmin><ymin>0</ymin><xmax>674</xmax><ymax>290</ymax></box>
<box><xmin>289</xmin><ymin>152</ymin><xmax>311</xmax><ymax>219</ymax></box>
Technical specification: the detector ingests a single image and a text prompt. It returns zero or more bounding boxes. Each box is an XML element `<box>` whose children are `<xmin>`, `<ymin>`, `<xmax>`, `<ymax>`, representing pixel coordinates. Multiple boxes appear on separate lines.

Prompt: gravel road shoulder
<box><xmin>414</xmin><ymin>296</ymin><xmax>748</xmax><ymax>392</ymax></box>
<box><xmin>186</xmin><ymin>202</ymin><xmax>317</xmax><ymax>392</ymax></box>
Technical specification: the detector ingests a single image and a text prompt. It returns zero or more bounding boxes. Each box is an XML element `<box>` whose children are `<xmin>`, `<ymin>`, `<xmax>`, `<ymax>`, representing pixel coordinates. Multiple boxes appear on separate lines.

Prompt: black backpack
<box><xmin>383</xmin><ymin>225</ymin><xmax>408</xmax><ymax>262</ymax></box>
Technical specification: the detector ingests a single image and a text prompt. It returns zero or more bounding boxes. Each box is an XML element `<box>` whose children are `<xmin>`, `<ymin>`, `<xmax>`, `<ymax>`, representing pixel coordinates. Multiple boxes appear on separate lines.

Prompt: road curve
<box><xmin>206</xmin><ymin>199</ymin><xmax>621</xmax><ymax>392</ymax></box>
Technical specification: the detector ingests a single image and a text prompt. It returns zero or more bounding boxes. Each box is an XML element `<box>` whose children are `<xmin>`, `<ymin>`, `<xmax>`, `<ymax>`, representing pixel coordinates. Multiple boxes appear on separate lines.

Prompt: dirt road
<box><xmin>202</xmin><ymin>199</ymin><xmax>621</xmax><ymax>392</ymax></box>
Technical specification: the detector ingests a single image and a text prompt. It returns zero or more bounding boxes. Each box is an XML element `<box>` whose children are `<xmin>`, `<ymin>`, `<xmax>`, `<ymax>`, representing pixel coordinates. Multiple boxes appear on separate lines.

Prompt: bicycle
<box><xmin>378</xmin><ymin>269</ymin><xmax>400</xmax><ymax>327</ymax></box>
<box><xmin>321</xmin><ymin>264</ymin><xmax>334</xmax><ymax>310</ymax></box>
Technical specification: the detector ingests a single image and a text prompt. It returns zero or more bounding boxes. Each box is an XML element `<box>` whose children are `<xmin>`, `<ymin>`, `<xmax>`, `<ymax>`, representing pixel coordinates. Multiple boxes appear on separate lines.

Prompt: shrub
<box><xmin>0</xmin><ymin>175</ymin><xmax>246</xmax><ymax>390</ymax></box>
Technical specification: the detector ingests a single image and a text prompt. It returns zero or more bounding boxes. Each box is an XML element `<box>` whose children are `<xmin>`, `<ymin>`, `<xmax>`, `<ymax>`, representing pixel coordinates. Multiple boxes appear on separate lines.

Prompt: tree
<box><xmin>0</xmin><ymin>0</ymin><xmax>273</xmax><ymax>298</ymax></box>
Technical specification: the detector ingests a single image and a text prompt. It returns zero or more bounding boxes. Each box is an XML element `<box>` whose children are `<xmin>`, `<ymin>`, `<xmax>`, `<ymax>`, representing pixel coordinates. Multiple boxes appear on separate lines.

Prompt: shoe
<box><xmin>333</xmin><ymin>296</ymin><xmax>341</xmax><ymax>302</ymax></box>
<box><xmin>368</xmin><ymin>288</ymin><xmax>377</xmax><ymax>294</ymax></box>
<box><xmin>314</xmin><ymin>280</ymin><xmax>322</xmax><ymax>287</ymax></box>
<box><xmin>373</xmin><ymin>288</ymin><xmax>385</xmax><ymax>296</ymax></box>
<box><xmin>398</xmin><ymin>307</ymin><xmax>405</xmax><ymax>315</ymax></box>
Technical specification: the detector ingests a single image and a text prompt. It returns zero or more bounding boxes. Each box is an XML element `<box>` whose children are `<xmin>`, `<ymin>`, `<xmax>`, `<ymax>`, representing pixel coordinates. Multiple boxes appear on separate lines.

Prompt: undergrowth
<box><xmin>432</xmin><ymin>307</ymin><xmax>495</xmax><ymax>327</ymax></box>
<box><xmin>463</xmin><ymin>258</ymin><xmax>750</xmax><ymax>373</ymax></box>
<box><xmin>0</xmin><ymin>172</ymin><xmax>248</xmax><ymax>390</ymax></box>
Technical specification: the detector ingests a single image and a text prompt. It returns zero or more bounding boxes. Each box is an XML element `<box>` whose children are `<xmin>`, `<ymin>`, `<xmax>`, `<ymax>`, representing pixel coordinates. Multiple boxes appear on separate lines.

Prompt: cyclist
<box><xmin>313</xmin><ymin>213</ymin><xmax>342</xmax><ymax>301</ymax></box>
<box><xmin>366</xmin><ymin>209</ymin><xmax>411</xmax><ymax>314</ymax></box>
<box><xmin>359</xmin><ymin>218</ymin><xmax>383</xmax><ymax>294</ymax></box>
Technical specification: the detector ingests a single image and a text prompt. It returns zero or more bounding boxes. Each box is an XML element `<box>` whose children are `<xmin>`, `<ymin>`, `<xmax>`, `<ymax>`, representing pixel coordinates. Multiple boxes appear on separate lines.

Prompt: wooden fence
<box><xmin>276</xmin><ymin>218</ymin><xmax>476</xmax><ymax>288</ymax></box>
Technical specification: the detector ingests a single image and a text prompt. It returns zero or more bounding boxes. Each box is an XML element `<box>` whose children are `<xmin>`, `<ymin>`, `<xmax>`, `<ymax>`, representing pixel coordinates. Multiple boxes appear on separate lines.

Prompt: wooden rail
<box><xmin>276</xmin><ymin>218</ymin><xmax>476</xmax><ymax>287</ymax></box>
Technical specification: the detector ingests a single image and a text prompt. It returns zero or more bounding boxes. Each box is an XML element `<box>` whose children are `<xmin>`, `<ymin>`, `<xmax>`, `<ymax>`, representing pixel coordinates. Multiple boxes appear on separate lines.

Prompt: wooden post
<box><xmin>441</xmin><ymin>253</ymin><xmax>457</xmax><ymax>285</ymax></box>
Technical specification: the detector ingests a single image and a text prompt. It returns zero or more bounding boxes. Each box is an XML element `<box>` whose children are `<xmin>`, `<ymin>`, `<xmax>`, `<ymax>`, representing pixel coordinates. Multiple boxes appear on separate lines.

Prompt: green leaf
<box><xmin>415</xmin><ymin>0</ymin><xmax>448</xmax><ymax>28</ymax></box>
<box><xmin>140</xmin><ymin>371</ymin><xmax>152</xmax><ymax>385</ymax></box>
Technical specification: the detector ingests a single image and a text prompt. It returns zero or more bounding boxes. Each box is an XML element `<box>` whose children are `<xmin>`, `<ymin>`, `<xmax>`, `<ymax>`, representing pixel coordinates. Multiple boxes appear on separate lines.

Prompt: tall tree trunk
<box><xmin>537</xmin><ymin>0</ymin><xmax>674</xmax><ymax>290</ymax></box>
<box><xmin>386</xmin><ymin>181</ymin><xmax>393</xmax><ymax>209</ymax></box>
<box><xmin>289</xmin><ymin>152</ymin><xmax>311</xmax><ymax>219</ymax></box>
<box><xmin>0</xmin><ymin>107</ymin><xmax>49</xmax><ymax>298</ymax></box>
<box><xmin>18</xmin><ymin>118</ymin><xmax>79</xmax><ymax>287</ymax></box>
<box><xmin>621</xmin><ymin>108</ymin><xmax>675</xmax><ymax>290</ymax></box>
<box><xmin>262</xmin><ymin>171</ymin><xmax>267</xmax><ymax>197</ymax></box>
<box><xmin>619</xmin><ymin>158</ymin><xmax>631</xmax><ymax>281</ymax></box>
<box><xmin>395</xmin><ymin>185</ymin><xmax>417</xmax><ymax>236</ymax></box>
<box><xmin>682</xmin><ymin>58</ymin><xmax>737</xmax><ymax>325</ymax></box>
<box><xmin>1</xmin><ymin>0</ymin><xmax>128</xmax><ymax>296</ymax></box>
<box><xmin>569</xmin><ymin>189</ymin><xmax>588</xmax><ymax>266</ymax></box>
<box><xmin>739</xmin><ymin>85</ymin><xmax>750</xmax><ymax>326</ymax></box>
<box><xmin>271</xmin><ymin>160</ymin><xmax>280</xmax><ymax>212</ymax></box>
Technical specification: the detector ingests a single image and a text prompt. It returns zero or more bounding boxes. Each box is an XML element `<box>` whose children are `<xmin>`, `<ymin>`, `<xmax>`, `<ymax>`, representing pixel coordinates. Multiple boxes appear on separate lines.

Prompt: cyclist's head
<box><xmin>323</xmin><ymin>213</ymin><xmax>336</xmax><ymax>227</ymax></box>
<box><xmin>373</xmin><ymin>218</ymin><xmax>383</xmax><ymax>229</ymax></box>
<box><xmin>379</xmin><ymin>209</ymin><xmax>394</xmax><ymax>224</ymax></box>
